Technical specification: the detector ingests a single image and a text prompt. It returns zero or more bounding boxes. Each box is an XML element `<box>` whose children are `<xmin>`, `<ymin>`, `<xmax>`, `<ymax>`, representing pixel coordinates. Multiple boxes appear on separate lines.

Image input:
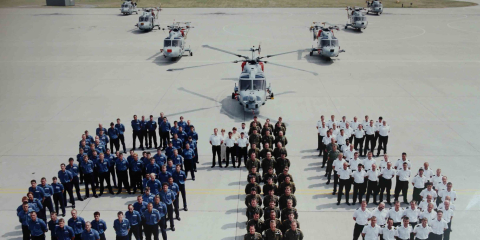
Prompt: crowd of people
<box><xmin>207</xmin><ymin>116</ymin><xmax>304</xmax><ymax>240</ymax></box>
<box><xmin>317</xmin><ymin>115</ymin><xmax>456</xmax><ymax>240</ymax></box>
<box><xmin>17</xmin><ymin>113</ymin><xmax>197</xmax><ymax>240</ymax></box>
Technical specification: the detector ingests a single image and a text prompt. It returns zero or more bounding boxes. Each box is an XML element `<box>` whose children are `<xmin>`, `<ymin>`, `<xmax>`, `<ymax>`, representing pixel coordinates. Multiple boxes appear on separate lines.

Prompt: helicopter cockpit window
<box><xmin>164</xmin><ymin>40</ymin><xmax>171</xmax><ymax>47</ymax></box>
<box><xmin>353</xmin><ymin>16</ymin><xmax>366</xmax><ymax>22</ymax></box>
<box><xmin>372</xmin><ymin>2</ymin><xmax>381</xmax><ymax>7</ymax></box>
<box><xmin>320</xmin><ymin>39</ymin><xmax>331</xmax><ymax>47</ymax></box>
<box><xmin>139</xmin><ymin>17</ymin><xmax>144</xmax><ymax>21</ymax></box>
<box><xmin>330</xmin><ymin>39</ymin><xmax>339</xmax><ymax>46</ymax></box>
<box><xmin>253</xmin><ymin>80</ymin><xmax>265</xmax><ymax>91</ymax></box>
<box><xmin>239</xmin><ymin>80</ymin><xmax>251</xmax><ymax>91</ymax></box>
<box><xmin>172</xmin><ymin>40</ymin><xmax>180</xmax><ymax>47</ymax></box>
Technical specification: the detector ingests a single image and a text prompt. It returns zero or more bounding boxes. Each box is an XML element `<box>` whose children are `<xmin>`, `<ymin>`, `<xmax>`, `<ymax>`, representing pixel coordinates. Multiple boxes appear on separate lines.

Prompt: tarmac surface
<box><xmin>1</xmin><ymin>4</ymin><xmax>480</xmax><ymax>240</ymax></box>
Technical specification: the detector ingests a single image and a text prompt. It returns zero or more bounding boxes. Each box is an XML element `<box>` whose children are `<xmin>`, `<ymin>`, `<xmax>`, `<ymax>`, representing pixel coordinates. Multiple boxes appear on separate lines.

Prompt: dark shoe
<box><xmin>324</xmin><ymin>173</ymin><xmax>327</xmax><ymax>177</ymax></box>
<box><xmin>85</xmin><ymin>196</ymin><xmax>89</xmax><ymax>199</ymax></box>
<box><xmin>225</xmin><ymin>165</ymin><xmax>229</xmax><ymax>168</ymax></box>
<box><xmin>176</xmin><ymin>217</ymin><xmax>181</xmax><ymax>221</ymax></box>
<box><xmin>94</xmin><ymin>194</ymin><xmax>98</xmax><ymax>198</ymax></box>
<box><xmin>80</xmin><ymin>181</ymin><xmax>84</xmax><ymax>184</ymax></box>
<box><xmin>352</xmin><ymin>202</ymin><xmax>356</xmax><ymax>205</ymax></box>
<box><xmin>376</xmin><ymin>154</ymin><xmax>380</xmax><ymax>157</ymax></box>
<box><xmin>184</xmin><ymin>207</ymin><xmax>188</xmax><ymax>211</ymax></box>
<box><xmin>171</xmin><ymin>227</ymin><xmax>175</xmax><ymax>231</ymax></box>
<box><xmin>78</xmin><ymin>198</ymin><xmax>84</xmax><ymax>201</ymax></box>
<box><xmin>321</xmin><ymin>165</ymin><xmax>325</xmax><ymax>168</ymax></box>
<box><xmin>192</xmin><ymin>178</ymin><xmax>195</xmax><ymax>181</ymax></box>
<box><xmin>332</xmin><ymin>192</ymin><xmax>336</xmax><ymax>195</ymax></box>
<box><xmin>387</xmin><ymin>202</ymin><xmax>392</xmax><ymax>206</ymax></box>
<box><xmin>219</xmin><ymin>166</ymin><xmax>223</xmax><ymax>168</ymax></box>
<box><xmin>116</xmin><ymin>192</ymin><xmax>122</xmax><ymax>195</ymax></box>
<box><xmin>373</xmin><ymin>201</ymin><xmax>378</xmax><ymax>205</ymax></box>
<box><xmin>211</xmin><ymin>166</ymin><xmax>215</xmax><ymax>168</ymax></box>
<box><xmin>336</xmin><ymin>202</ymin><xmax>340</xmax><ymax>205</ymax></box>
<box><xmin>403</xmin><ymin>201</ymin><xmax>409</xmax><ymax>205</ymax></box>
<box><xmin>346</xmin><ymin>202</ymin><xmax>351</xmax><ymax>206</ymax></box>
<box><xmin>72</xmin><ymin>205</ymin><xmax>75</xmax><ymax>209</ymax></box>
<box><xmin>109</xmin><ymin>191</ymin><xmax>114</xmax><ymax>195</ymax></box>
<box><xmin>194</xmin><ymin>169</ymin><xmax>197</xmax><ymax>172</ymax></box>
<box><xmin>98</xmin><ymin>194</ymin><xmax>103</xmax><ymax>197</ymax></box>
<box><xmin>62</xmin><ymin>214</ymin><xmax>65</xmax><ymax>217</ymax></box>
<box><xmin>326</xmin><ymin>181</ymin><xmax>330</xmax><ymax>185</ymax></box>
<box><xmin>128</xmin><ymin>191</ymin><xmax>132</xmax><ymax>195</ymax></box>
<box><xmin>196</xmin><ymin>161</ymin><xmax>199</xmax><ymax>163</ymax></box>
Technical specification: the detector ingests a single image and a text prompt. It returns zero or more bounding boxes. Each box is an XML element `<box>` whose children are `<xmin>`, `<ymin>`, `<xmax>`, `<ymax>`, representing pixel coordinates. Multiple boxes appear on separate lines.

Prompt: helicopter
<box><xmin>135</xmin><ymin>7</ymin><xmax>161</xmax><ymax>31</ymax></box>
<box><xmin>345</xmin><ymin>6</ymin><xmax>368</xmax><ymax>31</ymax></box>
<box><xmin>120</xmin><ymin>0</ymin><xmax>139</xmax><ymax>15</ymax></box>
<box><xmin>160</xmin><ymin>22</ymin><xmax>193</xmax><ymax>58</ymax></box>
<box><xmin>367</xmin><ymin>0</ymin><xmax>384</xmax><ymax>15</ymax></box>
<box><xmin>309</xmin><ymin>22</ymin><xmax>345</xmax><ymax>58</ymax></box>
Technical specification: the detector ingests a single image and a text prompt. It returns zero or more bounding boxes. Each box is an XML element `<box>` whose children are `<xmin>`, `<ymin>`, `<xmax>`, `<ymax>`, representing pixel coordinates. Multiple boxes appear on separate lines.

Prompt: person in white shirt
<box><xmin>239</xmin><ymin>123</ymin><xmax>249</xmax><ymax>139</ymax></box>
<box><xmin>403</xmin><ymin>201</ymin><xmax>420</xmax><ymax>234</ymax></box>
<box><xmin>224</xmin><ymin>132</ymin><xmax>236</xmax><ymax>168</ymax></box>
<box><xmin>352</xmin><ymin>164</ymin><xmax>367</xmax><ymax>204</ymax></box>
<box><xmin>420</xmin><ymin>182</ymin><xmax>437</xmax><ymax>201</ymax></box>
<box><xmin>438</xmin><ymin>196</ymin><xmax>455</xmax><ymax>212</ymax></box>
<box><xmin>361</xmin><ymin>115</ymin><xmax>370</xmax><ymax>129</ymax></box>
<box><xmin>438</xmin><ymin>182</ymin><xmax>457</xmax><ymax>203</ymax></box>
<box><xmin>337</xmin><ymin>162</ymin><xmax>352</xmax><ymax>205</ymax></box>
<box><xmin>336</xmin><ymin>129</ymin><xmax>347</xmax><ymax>152</ymax></box>
<box><xmin>435</xmin><ymin>177</ymin><xmax>448</xmax><ymax>205</ymax></box>
<box><xmin>350</xmin><ymin>116</ymin><xmax>360</xmax><ymax>132</ymax></box>
<box><xmin>380</xmin><ymin>218</ymin><xmax>396</xmax><ymax>240</ymax></box>
<box><xmin>327</xmin><ymin>115</ymin><xmax>338</xmax><ymax>129</ymax></box>
<box><xmin>387</xmin><ymin>202</ymin><xmax>404</xmax><ymax>227</ymax></box>
<box><xmin>353</xmin><ymin>201</ymin><xmax>372</xmax><ymax>240</ymax></box>
<box><xmin>343</xmin><ymin>142</ymin><xmax>354</xmax><ymax>160</ymax></box>
<box><xmin>418</xmin><ymin>194</ymin><xmax>437</xmax><ymax>211</ymax></box>
<box><xmin>331</xmin><ymin>124</ymin><xmax>340</xmax><ymax>137</ymax></box>
<box><xmin>209</xmin><ymin>128</ymin><xmax>224</xmax><ymax>168</ymax></box>
<box><xmin>361</xmin><ymin>216</ymin><xmax>381</xmax><ymax>240</ymax></box>
<box><xmin>364</xmin><ymin>120</ymin><xmax>376</xmax><ymax>156</ymax></box>
<box><xmin>317</xmin><ymin>119</ymin><xmax>327</xmax><ymax>154</ymax></box>
<box><xmin>365</xmin><ymin>164</ymin><xmax>379</xmax><ymax>205</ymax></box>
<box><xmin>322</xmin><ymin>132</ymin><xmax>333</xmax><ymax>168</ymax></box>
<box><xmin>332</xmin><ymin>153</ymin><xmax>346</xmax><ymax>195</ymax></box>
<box><xmin>395</xmin><ymin>217</ymin><xmax>412</xmax><ymax>240</ymax></box>
<box><xmin>371</xmin><ymin>202</ymin><xmax>388</xmax><ymax>227</ymax></box>
<box><xmin>394</xmin><ymin>153</ymin><xmax>411</xmax><ymax>170</ymax></box>
<box><xmin>376</xmin><ymin>120</ymin><xmax>390</xmax><ymax>157</ymax></box>
<box><xmin>379</xmin><ymin>162</ymin><xmax>395</xmax><ymax>205</ymax></box>
<box><xmin>412</xmin><ymin>169</ymin><xmax>427</xmax><ymax>204</ymax></box>
<box><xmin>236</xmin><ymin>132</ymin><xmax>249</xmax><ymax>168</ymax></box>
<box><xmin>354</xmin><ymin>124</ymin><xmax>366</xmax><ymax>157</ymax></box>
<box><xmin>378</xmin><ymin>154</ymin><xmax>389</xmax><ymax>171</ymax></box>
<box><xmin>349</xmin><ymin>152</ymin><xmax>361</xmax><ymax>172</ymax></box>
<box><xmin>413</xmin><ymin>218</ymin><xmax>432</xmax><ymax>240</ymax></box>
<box><xmin>419</xmin><ymin>203</ymin><xmax>437</xmax><ymax>222</ymax></box>
<box><xmin>363</xmin><ymin>152</ymin><xmax>377</xmax><ymax>172</ymax></box>
<box><xmin>420</xmin><ymin>162</ymin><xmax>433</xmax><ymax>186</ymax></box>
<box><xmin>339</xmin><ymin>116</ymin><xmax>348</xmax><ymax>129</ymax></box>
<box><xmin>429</xmin><ymin>211</ymin><xmax>448</xmax><ymax>240</ymax></box>
<box><xmin>220</xmin><ymin>129</ymin><xmax>227</xmax><ymax>164</ymax></box>
<box><xmin>344</xmin><ymin>122</ymin><xmax>354</xmax><ymax>144</ymax></box>
<box><xmin>431</xmin><ymin>169</ymin><xmax>443</xmax><ymax>191</ymax></box>
<box><xmin>440</xmin><ymin>200</ymin><xmax>454</xmax><ymax>240</ymax></box>
<box><xmin>394</xmin><ymin>162</ymin><xmax>411</xmax><ymax>204</ymax></box>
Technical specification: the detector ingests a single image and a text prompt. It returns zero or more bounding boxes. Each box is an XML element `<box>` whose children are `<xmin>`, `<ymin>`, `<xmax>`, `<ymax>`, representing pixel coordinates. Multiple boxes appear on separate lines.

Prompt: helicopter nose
<box><xmin>167</xmin><ymin>49</ymin><xmax>172</xmax><ymax>53</ymax></box>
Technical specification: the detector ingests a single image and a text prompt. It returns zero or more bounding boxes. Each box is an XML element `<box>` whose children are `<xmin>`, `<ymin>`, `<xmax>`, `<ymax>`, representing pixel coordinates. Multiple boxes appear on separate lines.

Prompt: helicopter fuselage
<box><xmin>162</xmin><ymin>31</ymin><xmax>186</xmax><ymax>58</ymax></box>
<box><xmin>120</xmin><ymin>1</ymin><xmax>138</xmax><ymax>15</ymax></box>
<box><xmin>368</xmin><ymin>1</ymin><xmax>383</xmax><ymax>15</ymax></box>
<box><xmin>317</xmin><ymin>31</ymin><xmax>342</xmax><ymax>58</ymax></box>
<box><xmin>234</xmin><ymin>63</ymin><xmax>271</xmax><ymax>112</ymax></box>
<box><xmin>346</xmin><ymin>10</ymin><xmax>368</xmax><ymax>30</ymax></box>
<box><xmin>137</xmin><ymin>11</ymin><xmax>159</xmax><ymax>31</ymax></box>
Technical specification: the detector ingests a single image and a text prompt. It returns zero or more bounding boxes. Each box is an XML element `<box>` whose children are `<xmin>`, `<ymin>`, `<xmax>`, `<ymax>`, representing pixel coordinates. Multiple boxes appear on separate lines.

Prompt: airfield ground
<box><xmin>1</xmin><ymin>3</ymin><xmax>480</xmax><ymax>240</ymax></box>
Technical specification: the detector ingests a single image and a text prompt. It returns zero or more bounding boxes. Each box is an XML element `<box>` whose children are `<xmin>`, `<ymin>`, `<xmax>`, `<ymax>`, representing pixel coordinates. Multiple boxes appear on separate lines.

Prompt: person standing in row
<box><xmin>116</xmin><ymin>153</ymin><xmax>131</xmax><ymax>195</ymax></box>
<box><xmin>97</xmin><ymin>153</ymin><xmax>114</xmax><ymax>196</ymax></box>
<box><xmin>158</xmin><ymin>117</ymin><xmax>171</xmax><ymax>150</ymax></box>
<box><xmin>147</xmin><ymin>115</ymin><xmax>158</xmax><ymax>149</ymax></box>
<box><xmin>58</xmin><ymin>164</ymin><xmax>76</xmax><ymax>209</ymax></box>
<box><xmin>352</xmin><ymin>201</ymin><xmax>371</xmax><ymax>240</ymax></box>
<box><xmin>379</xmin><ymin>162</ymin><xmax>395</xmax><ymax>205</ymax></box>
<box><xmin>237</xmin><ymin>132</ymin><xmax>249</xmax><ymax>168</ymax></box>
<box><xmin>143</xmin><ymin>202</ymin><xmax>161</xmax><ymax>240</ymax></box>
<box><xmin>337</xmin><ymin>162</ymin><xmax>352</xmax><ymax>205</ymax></box>
<box><xmin>91</xmin><ymin>211</ymin><xmax>107</xmax><ymax>240</ymax></box>
<box><xmin>395</xmin><ymin>162</ymin><xmax>411</xmax><ymax>204</ymax></box>
<box><xmin>354</xmin><ymin>125</ymin><xmax>365</xmax><ymax>157</ymax></box>
<box><xmin>115</xmin><ymin>118</ymin><xmax>127</xmax><ymax>153</ymax></box>
<box><xmin>376</xmin><ymin>120</ymin><xmax>390</xmax><ymax>157</ymax></box>
<box><xmin>132</xmin><ymin>115</ymin><xmax>143</xmax><ymax>151</ymax></box>
<box><xmin>159</xmin><ymin>183</ymin><xmax>176</xmax><ymax>231</ymax></box>
<box><xmin>113</xmin><ymin>211</ymin><xmax>130</xmax><ymax>240</ymax></box>
<box><xmin>68</xmin><ymin>209</ymin><xmax>85</xmax><ymax>240</ymax></box>
<box><xmin>209</xmin><ymin>128</ymin><xmax>223</xmax><ymax>168</ymax></box>
<box><xmin>364</xmin><ymin>120</ymin><xmax>376</xmax><ymax>156</ymax></box>
<box><xmin>108</xmin><ymin>122</ymin><xmax>120</xmax><ymax>153</ymax></box>
<box><xmin>51</xmin><ymin>177</ymin><xmax>65</xmax><ymax>217</ymax></box>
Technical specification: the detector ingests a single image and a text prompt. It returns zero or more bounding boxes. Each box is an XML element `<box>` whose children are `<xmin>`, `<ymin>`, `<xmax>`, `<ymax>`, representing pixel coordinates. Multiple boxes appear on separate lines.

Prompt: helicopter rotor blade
<box><xmin>263</xmin><ymin>49</ymin><xmax>311</xmax><ymax>59</ymax></box>
<box><xmin>202</xmin><ymin>45</ymin><xmax>249</xmax><ymax>59</ymax></box>
<box><xmin>267</xmin><ymin>62</ymin><xmax>319</xmax><ymax>76</ymax></box>
<box><xmin>166</xmin><ymin>61</ymin><xmax>231</xmax><ymax>72</ymax></box>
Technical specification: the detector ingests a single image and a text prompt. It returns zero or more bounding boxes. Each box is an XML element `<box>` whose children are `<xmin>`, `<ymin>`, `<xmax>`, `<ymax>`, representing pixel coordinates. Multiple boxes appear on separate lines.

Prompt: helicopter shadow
<box><xmin>128</xmin><ymin>29</ymin><xmax>154</xmax><ymax>35</ymax></box>
<box><xmin>304</xmin><ymin>54</ymin><xmax>335</xmax><ymax>66</ymax></box>
<box><xmin>341</xmin><ymin>26</ymin><xmax>364</xmax><ymax>34</ymax></box>
<box><xmin>152</xmin><ymin>55</ymin><xmax>182</xmax><ymax>66</ymax></box>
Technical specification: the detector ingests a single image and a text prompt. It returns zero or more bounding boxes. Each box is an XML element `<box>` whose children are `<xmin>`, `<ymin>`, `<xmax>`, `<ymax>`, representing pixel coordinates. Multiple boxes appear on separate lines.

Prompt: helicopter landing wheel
<box><xmin>344</xmin><ymin>25</ymin><xmax>347</xmax><ymax>29</ymax></box>
<box><xmin>190</xmin><ymin>52</ymin><xmax>193</xmax><ymax>56</ymax></box>
<box><xmin>378</xmin><ymin>12</ymin><xmax>381</xmax><ymax>15</ymax></box>
<box><xmin>231</xmin><ymin>93</ymin><xmax>235</xmax><ymax>99</ymax></box>
<box><xmin>309</xmin><ymin>52</ymin><xmax>313</xmax><ymax>56</ymax></box>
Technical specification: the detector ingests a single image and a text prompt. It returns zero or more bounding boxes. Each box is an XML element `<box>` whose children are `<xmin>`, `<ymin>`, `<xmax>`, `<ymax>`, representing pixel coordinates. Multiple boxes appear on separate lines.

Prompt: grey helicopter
<box><xmin>309</xmin><ymin>22</ymin><xmax>345</xmax><ymax>58</ymax></box>
<box><xmin>345</xmin><ymin>6</ymin><xmax>368</xmax><ymax>31</ymax></box>
<box><xmin>120</xmin><ymin>0</ymin><xmax>138</xmax><ymax>15</ymax></box>
<box><xmin>166</xmin><ymin>45</ymin><xmax>318</xmax><ymax>112</ymax></box>
<box><xmin>160</xmin><ymin>22</ymin><xmax>193</xmax><ymax>58</ymax></box>
<box><xmin>367</xmin><ymin>0</ymin><xmax>384</xmax><ymax>15</ymax></box>
<box><xmin>135</xmin><ymin>7</ymin><xmax>161</xmax><ymax>31</ymax></box>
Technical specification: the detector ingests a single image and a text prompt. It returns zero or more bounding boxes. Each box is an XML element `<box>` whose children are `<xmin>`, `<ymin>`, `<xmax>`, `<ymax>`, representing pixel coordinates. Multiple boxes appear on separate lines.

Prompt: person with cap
<box><xmin>113</xmin><ymin>211</ymin><xmax>130</xmax><ymax>240</ymax></box>
<box><xmin>352</xmin><ymin>200</ymin><xmax>371</xmax><ymax>240</ymax></box>
<box><xmin>68</xmin><ymin>209</ymin><xmax>85</xmax><ymax>240</ymax></box>
<box><xmin>352</xmin><ymin>164</ymin><xmax>367</xmax><ymax>205</ymax></box>
<box><xmin>81</xmin><ymin>221</ymin><xmax>100</xmax><ymax>240</ymax></box>
<box><xmin>125</xmin><ymin>204</ymin><xmax>142</xmax><ymax>240</ymax></box>
<box><xmin>91</xmin><ymin>211</ymin><xmax>107</xmax><ymax>240</ymax></box>
<box><xmin>209</xmin><ymin>128</ymin><xmax>223</xmax><ymax>168</ymax></box>
<box><xmin>244</xmin><ymin>224</ymin><xmax>262</xmax><ymax>240</ymax></box>
<box><xmin>361</xmin><ymin>216</ymin><xmax>381</xmax><ymax>240</ymax></box>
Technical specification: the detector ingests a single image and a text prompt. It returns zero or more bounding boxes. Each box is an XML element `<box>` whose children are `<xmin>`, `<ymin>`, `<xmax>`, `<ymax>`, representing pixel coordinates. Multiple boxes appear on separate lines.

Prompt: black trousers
<box><xmin>364</xmin><ymin>134</ymin><xmax>374</xmax><ymax>155</ymax></box>
<box><xmin>166</xmin><ymin>204</ymin><xmax>174</xmax><ymax>228</ymax></box>
<box><xmin>111</xmin><ymin>138</ymin><xmax>120</xmax><ymax>153</ymax></box>
<box><xmin>413</xmin><ymin>187</ymin><xmax>425</xmax><ymax>204</ymax></box>
<box><xmin>379</xmin><ymin>177</ymin><xmax>392</xmax><ymax>203</ymax></box>
<box><xmin>72</xmin><ymin>176</ymin><xmax>82</xmax><ymax>199</ymax></box>
<box><xmin>116</xmin><ymin>170</ymin><xmax>130</xmax><ymax>193</ymax></box>
<box><xmin>226</xmin><ymin>147</ymin><xmax>235</xmax><ymax>166</ymax></box>
<box><xmin>133</xmin><ymin>130</ymin><xmax>143</xmax><ymax>149</ymax></box>
<box><xmin>377</xmin><ymin>136</ymin><xmax>388</xmax><ymax>155</ymax></box>
<box><xmin>173</xmin><ymin>194</ymin><xmax>180</xmax><ymax>218</ymax></box>
<box><xmin>211</xmin><ymin>145</ymin><xmax>222</xmax><ymax>167</ymax></box>
<box><xmin>338</xmin><ymin>179</ymin><xmax>351</xmax><ymax>203</ymax></box>
<box><xmin>159</xmin><ymin>131</ymin><xmax>170</xmax><ymax>149</ymax></box>
<box><xmin>318</xmin><ymin>135</ymin><xmax>324</xmax><ymax>151</ymax></box>
<box><xmin>144</xmin><ymin>224</ymin><xmax>159</xmax><ymax>240</ymax></box>
<box><xmin>62</xmin><ymin>182</ymin><xmax>74</xmax><ymax>207</ymax></box>
<box><xmin>322</xmin><ymin>150</ymin><xmax>328</xmax><ymax>167</ymax></box>
<box><xmin>354</xmin><ymin>137</ymin><xmax>365</xmax><ymax>155</ymax></box>
<box><xmin>142</xmin><ymin>130</ymin><xmax>148</xmax><ymax>148</ymax></box>
<box><xmin>353</xmin><ymin>223</ymin><xmax>366</xmax><ymax>240</ymax></box>
<box><xmin>119</xmin><ymin>134</ymin><xmax>127</xmax><ymax>152</ymax></box>
<box><xmin>394</xmin><ymin>180</ymin><xmax>409</xmax><ymax>203</ymax></box>
<box><xmin>84</xmin><ymin>172</ymin><xmax>97</xmax><ymax>197</ymax></box>
<box><xmin>159</xmin><ymin>217</ymin><xmax>167</xmax><ymax>240</ymax></box>
<box><xmin>184</xmin><ymin>160</ymin><xmax>195</xmax><ymax>180</ymax></box>
<box><xmin>43</xmin><ymin>196</ymin><xmax>54</xmax><ymax>216</ymax></box>
<box><xmin>31</xmin><ymin>234</ymin><xmax>45</xmax><ymax>240</ymax></box>
<box><xmin>348</xmin><ymin>135</ymin><xmax>354</xmax><ymax>145</ymax></box>
<box><xmin>148</xmin><ymin>130</ymin><xmax>158</xmax><ymax>149</ymax></box>
<box><xmin>21</xmin><ymin>225</ymin><xmax>30</xmax><ymax>240</ymax></box>
<box><xmin>178</xmin><ymin>184</ymin><xmax>187</xmax><ymax>208</ymax></box>
<box><xmin>237</xmin><ymin>147</ymin><xmax>247</xmax><ymax>167</ymax></box>
<box><xmin>333</xmin><ymin>170</ymin><xmax>339</xmax><ymax>192</ymax></box>
<box><xmin>75</xmin><ymin>234</ymin><xmax>82</xmax><ymax>240</ymax></box>
<box><xmin>131</xmin><ymin>171</ymin><xmax>143</xmax><ymax>193</ymax></box>
<box><xmin>326</xmin><ymin>162</ymin><xmax>333</xmax><ymax>181</ymax></box>
<box><xmin>116</xmin><ymin>235</ymin><xmax>128</xmax><ymax>240</ymax></box>
<box><xmin>444</xmin><ymin>222</ymin><xmax>451</xmax><ymax>240</ymax></box>
<box><xmin>53</xmin><ymin>192</ymin><xmax>65</xmax><ymax>215</ymax></box>
<box><xmin>128</xmin><ymin>224</ymin><xmax>142</xmax><ymax>240</ymax></box>
<box><xmin>429</xmin><ymin>233</ymin><xmax>443</xmax><ymax>240</ymax></box>
<box><xmin>99</xmin><ymin>172</ymin><xmax>113</xmax><ymax>194</ymax></box>
<box><xmin>353</xmin><ymin>182</ymin><xmax>366</xmax><ymax>203</ymax></box>
<box><xmin>109</xmin><ymin>165</ymin><xmax>117</xmax><ymax>187</ymax></box>
<box><xmin>366</xmin><ymin>180</ymin><xmax>378</xmax><ymax>203</ymax></box>
<box><xmin>79</xmin><ymin>167</ymin><xmax>84</xmax><ymax>183</ymax></box>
